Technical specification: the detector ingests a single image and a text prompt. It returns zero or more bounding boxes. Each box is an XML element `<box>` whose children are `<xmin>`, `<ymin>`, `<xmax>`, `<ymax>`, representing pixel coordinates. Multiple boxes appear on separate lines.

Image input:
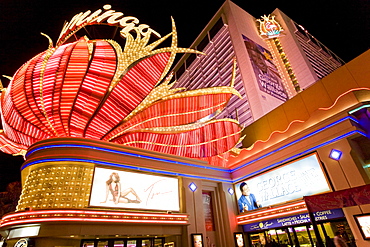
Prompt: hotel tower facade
<box><xmin>1</xmin><ymin>1</ymin><xmax>370</xmax><ymax>247</ymax></box>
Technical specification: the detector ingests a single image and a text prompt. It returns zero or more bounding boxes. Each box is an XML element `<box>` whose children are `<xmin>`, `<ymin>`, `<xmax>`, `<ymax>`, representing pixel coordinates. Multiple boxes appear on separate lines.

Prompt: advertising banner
<box><xmin>243</xmin><ymin>35</ymin><xmax>288</xmax><ymax>102</ymax></box>
<box><xmin>203</xmin><ymin>192</ymin><xmax>215</xmax><ymax>231</ymax></box>
<box><xmin>243</xmin><ymin>208</ymin><xmax>344</xmax><ymax>232</ymax></box>
<box><xmin>90</xmin><ymin>167</ymin><xmax>180</xmax><ymax>211</ymax></box>
<box><xmin>235</xmin><ymin>153</ymin><xmax>331</xmax><ymax>213</ymax></box>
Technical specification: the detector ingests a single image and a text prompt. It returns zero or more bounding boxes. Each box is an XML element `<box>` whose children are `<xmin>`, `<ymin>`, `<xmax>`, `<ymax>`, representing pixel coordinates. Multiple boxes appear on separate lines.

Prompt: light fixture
<box><xmin>329</xmin><ymin>149</ymin><xmax>342</xmax><ymax>161</ymax></box>
<box><xmin>189</xmin><ymin>182</ymin><xmax>197</xmax><ymax>192</ymax></box>
<box><xmin>228</xmin><ymin>188</ymin><xmax>234</xmax><ymax>195</ymax></box>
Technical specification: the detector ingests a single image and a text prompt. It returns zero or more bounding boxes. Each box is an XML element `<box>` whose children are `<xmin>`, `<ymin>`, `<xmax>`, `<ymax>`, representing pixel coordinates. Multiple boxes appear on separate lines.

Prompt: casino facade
<box><xmin>1</xmin><ymin>2</ymin><xmax>370</xmax><ymax>247</ymax></box>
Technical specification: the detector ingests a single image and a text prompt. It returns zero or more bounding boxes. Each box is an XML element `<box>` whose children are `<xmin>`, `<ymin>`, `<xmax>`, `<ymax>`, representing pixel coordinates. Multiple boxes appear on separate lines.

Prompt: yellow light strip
<box><xmin>161</xmin><ymin>86</ymin><xmax>241</xmax><ymax>101</ymax></box>
<box><xmin>134</xmin><ymin>118</ymin><xmax>240</xmax><ymax>134</ymax></box>
<box><xmin>122</xmin><ymin>124</ymin><xmax>242</xmax><ymax>148</ymax></box>
<box><xmin>38</xmin><ymin>45</ymin><xmax>58</xmax><ymax>136</ymax></box>
<box><xmin>319</xmin><ymin>87</ymin><xmax>370</xmax><ymax>111</ymax></box>
<box><xmin>273</xmin><ymin>38</ymin><xmax>300</xmax><ymax>92</ymax></box>
<box><xmin>108</xmin><ymin>102</ymin><xmax>227</xmax><ymax>140</ymax></box>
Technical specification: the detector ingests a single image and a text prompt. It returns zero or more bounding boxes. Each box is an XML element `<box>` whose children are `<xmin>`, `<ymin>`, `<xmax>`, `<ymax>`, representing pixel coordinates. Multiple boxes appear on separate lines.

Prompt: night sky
<box><xmin>0</xmin><ymin>0</ymin><xmax>369</xmax><ymax>191</ymax></box>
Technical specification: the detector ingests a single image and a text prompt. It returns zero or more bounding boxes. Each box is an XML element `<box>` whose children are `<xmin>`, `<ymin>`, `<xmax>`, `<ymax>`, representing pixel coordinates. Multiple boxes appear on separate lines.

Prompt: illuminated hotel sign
<box><xmin>257</xmin><ymin>14</ymin><xmax>283</xmax><ymax>39</ymax></box>
<box><xmin>90</xmin><ymin>167</ymin><xmax>180</xmax><ymax>211</ymax></box>
<box><xmin>243</xmin><ymin>208</ymin><xmax>344</xmax><ymax>232</ymax></box>
<box><xmin>57</xmin><ymin>4</ymin><xmax>161</xmax><ymax>46</ymax></box>
<box><xmin>235</xmin><ymin>153</ymin><xmax>331</xmax><ymax>213</ymax></box>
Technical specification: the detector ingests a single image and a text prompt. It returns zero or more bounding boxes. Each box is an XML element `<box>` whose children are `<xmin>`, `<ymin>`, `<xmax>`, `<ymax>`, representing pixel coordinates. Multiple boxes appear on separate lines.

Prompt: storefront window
<box><xmin>325</xmin><ymin>221</ymin><xmax>356</xmax><ymax>246</ymax></box>
<box><xmin>114</xmin><ymin>240</ymin><xmax>124</xmax><ymax>247</ymax></box>
<box><xmin>127</xmin><ymin>240</ymin><xmax>137</xmax><ymax>247</ymax></box>
<box><xmin>142</xmin><ymin>239</ymin><xmax>150</xmax><ymax>246</ymax></box>
<box><xmin>154</xmin><ymin>239</ymin><xmax>163</xmax><ymax>246</ymax></box>
<box><xmin>97</xmin><ymin>240</ymin><xmax>109</xmax><ymax>247</ymax></box>
<box><xmin>246</xmin><ymin>219</ymin><xmax>358</xmax><ymax>247</ymax></box>
<box><xmin>82</xmin><ymin>241</ymin><xmax>94</xmax><ymax>247</ymax></box>
<box><xmin>293</xmin><ymin>226</ymin><xmax>312</xmax><ymax>246</ymax></box>
<box><xmin>249</xmin><ymin>232</ymin><xmax>265</xmax><ymax>246</ymax></box>
<box><xmin>81</xmin><ymin>237</ymin><xmax>167</xmax><ymax>247</ymax></box>
<box><xmin>266</xmin><ymin>229</ymin><xmax>279</xmax><ymax>245</ymax></box>
<box><xmin>274</xmin><ymin>229</ymin><xmax>290</xmax><ymax>245</ymax></box>
<box><xmin>287</xmin><ymin>228</ymin><xmax>296</xmax><ymax>246</ymax></box>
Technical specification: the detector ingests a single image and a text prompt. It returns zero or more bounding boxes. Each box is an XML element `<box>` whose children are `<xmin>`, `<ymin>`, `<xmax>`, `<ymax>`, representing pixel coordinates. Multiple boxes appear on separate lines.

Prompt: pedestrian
<box><xmin>334</xmin><ymin>231</ymin><xmax>348</xmax><ymax>247</ymax></box>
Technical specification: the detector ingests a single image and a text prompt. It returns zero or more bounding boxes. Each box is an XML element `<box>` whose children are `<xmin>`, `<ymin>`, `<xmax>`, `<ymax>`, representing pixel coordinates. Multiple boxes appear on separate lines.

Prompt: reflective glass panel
<box><xmin>127</xmin><ymin>240</ymin><xmax>137</xmax><ymax>247</ymax></box>
<box><xmin>114</xmin><ymin>240</ymin><xmax>125</xmax><ymax>247</ymax></box>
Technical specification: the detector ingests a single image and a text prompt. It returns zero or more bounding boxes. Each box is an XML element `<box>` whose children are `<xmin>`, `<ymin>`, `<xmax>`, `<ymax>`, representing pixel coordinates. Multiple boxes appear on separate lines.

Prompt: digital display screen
<box><xmin>354</xmin><ymin>214</ymin><xmax>370</xmax><ymax>240</ymax></box>
<box><xmin>235</xmin><ymin>153</ymin><xmax>330</xmax><ymax>213</ymax></box>
<box><xmin>191</xmin><ymin>234</ymin><xmax>203</xmax><ymax>247</ymax></box>
<box><xmin>90</xmin><ymin>167</ymin><xmax>180</xmax><ymax>211</ymax></box>
<box><xmin>234</xmin><ymin>233</ymin><xmax>245</xmax><ymax>247</ymax></box>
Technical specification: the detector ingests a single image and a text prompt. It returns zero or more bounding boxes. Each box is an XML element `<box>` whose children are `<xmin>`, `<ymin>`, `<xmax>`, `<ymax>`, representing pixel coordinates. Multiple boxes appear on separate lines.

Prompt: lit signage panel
<box><xmin>354</xmin><ymin>214</ymin><xmax>370</xmax><ymax>240</ymax></box>
<box><xmin>235</xmin><ymin>153</ymin><xmax>330</xmax><ymax>213</ymax></box>
<box><xmin>257</xmin><ymin>14</ymin><xmax>284</xmax><ymax>39</ymax></box>
<box><xmin>90</xmin><ymin>167</ymin><xmax>180</xmax><ymax>211</ymax></box>
<box><xmin>191</xmin><ymin>234</ymin><xmax>204</xmax><ymax>247</ymax></box>
<box><xmin>234</xmin><ymin>232</ymin><xmax>245</xmax><ymax>247</ymax></box>
<box><xmin>243</xmin><ymin>35</ymin><xmax>288</xmax><ymax>102</ymax></box>
<box><xmin>8</xmin><ymin>226</ymin><xmax>40</xmax><ymax>239</ymax></box>
<box><xmin>243</xmin><ymin>208</ymin><xmax>344</xmax><ymax>232</ymax></box>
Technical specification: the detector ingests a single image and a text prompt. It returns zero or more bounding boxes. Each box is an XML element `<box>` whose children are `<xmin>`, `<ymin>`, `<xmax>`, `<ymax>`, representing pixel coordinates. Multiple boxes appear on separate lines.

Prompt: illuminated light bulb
<box><xmin>228</xmin><ymin>188</ymin><xmax>234</xmax><ymax>195</ymax></box>
<box><xmin>329</xmin><ymin>149</ymin><xmax>342</xmax><ymax>160</ymax></box>
<box><xmin>189</xmin><ymin>182</ymin><xmax>197</xmax><ymax>192</ymax></box>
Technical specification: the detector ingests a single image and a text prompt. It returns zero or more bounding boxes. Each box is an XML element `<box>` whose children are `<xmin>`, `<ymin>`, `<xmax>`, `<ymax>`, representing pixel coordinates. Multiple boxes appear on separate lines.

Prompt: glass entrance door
<box><xmin>293</xmin><ymin>226</ymin><xmax>313</xmax><ymax>246</ymax></box>
<box><xmin>249</xmin><ymin>232</ymin><xmax>266</xmax><ymax>246</ymax></box>
<box><xmin>248</xmin><ymin>225</ymin><xmax>318</xmax><ymax>246</ymax></box>
<box><xmin>274</xmin><ymin>229</ymin><xmax>291</xmax><ymax>246</ymax></box>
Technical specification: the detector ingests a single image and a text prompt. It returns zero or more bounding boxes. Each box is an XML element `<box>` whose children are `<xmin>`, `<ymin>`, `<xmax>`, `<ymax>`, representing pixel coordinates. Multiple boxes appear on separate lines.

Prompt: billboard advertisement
<box><xmin>235</xmin><ymin>153</ymin><xmax>331</xmax><ymax>213</ymax></box>
<box><xmin>243</xmin><ymin>35</ymin><xmax>288</xmax><ymax>102</ymax></box>
<box><xmin>90</xmin><ymin>167</ymin><xmax>180</xmax><ymax>211</ymax></box>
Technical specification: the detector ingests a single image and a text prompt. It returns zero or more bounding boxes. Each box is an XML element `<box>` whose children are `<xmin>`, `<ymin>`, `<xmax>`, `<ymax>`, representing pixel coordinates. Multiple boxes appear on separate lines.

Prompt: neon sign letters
<box><xmin>57</xmin><ymin>4</ymin><xmax>161</xmax><ymax>46</ymax></box>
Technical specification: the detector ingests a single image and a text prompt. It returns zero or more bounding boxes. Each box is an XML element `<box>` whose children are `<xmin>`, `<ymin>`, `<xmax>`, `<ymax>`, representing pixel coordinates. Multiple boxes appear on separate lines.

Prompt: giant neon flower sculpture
<box><xmin>0</xmin><ymin>6</ymin><xmax>242</xmax><ymax>165</ymax></box>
